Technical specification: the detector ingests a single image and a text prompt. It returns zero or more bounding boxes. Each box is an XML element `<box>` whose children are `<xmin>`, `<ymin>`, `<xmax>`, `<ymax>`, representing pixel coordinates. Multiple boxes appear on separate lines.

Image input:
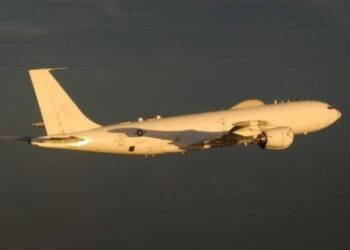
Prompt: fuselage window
<box><xmin>129</xmin><ymin>146</ymin><xmax>135</xmax><ymax>152</ymax></box>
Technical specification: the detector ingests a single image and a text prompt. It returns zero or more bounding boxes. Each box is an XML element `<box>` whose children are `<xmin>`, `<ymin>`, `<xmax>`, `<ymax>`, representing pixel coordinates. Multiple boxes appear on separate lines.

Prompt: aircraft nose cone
<box><xmin>335</xmin><ymin>109</ymin><xmax>342</xmax><ymax>120</ymax></box>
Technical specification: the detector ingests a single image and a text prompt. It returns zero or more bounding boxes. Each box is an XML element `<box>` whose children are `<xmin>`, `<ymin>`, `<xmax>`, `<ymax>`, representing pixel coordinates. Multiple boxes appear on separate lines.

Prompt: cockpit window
<box><xmin>327</xmin><ymin>106</ymin><xmax>334</xmax><ymax>110</ymax></box>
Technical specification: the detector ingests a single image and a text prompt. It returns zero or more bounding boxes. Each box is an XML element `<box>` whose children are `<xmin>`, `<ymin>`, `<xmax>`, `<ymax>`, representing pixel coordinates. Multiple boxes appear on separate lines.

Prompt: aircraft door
<box><xmin>117</xmin><ymin>134</ymin><xmax>125</xmax><ymax>147</ymax></box>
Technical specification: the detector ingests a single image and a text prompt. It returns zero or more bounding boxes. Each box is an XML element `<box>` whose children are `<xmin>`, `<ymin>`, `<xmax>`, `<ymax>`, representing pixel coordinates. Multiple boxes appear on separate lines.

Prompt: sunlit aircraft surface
<box><xmin>2</xmin><ymin>68</ymin><xmax>342</xmax><ymax>156</ymax></box>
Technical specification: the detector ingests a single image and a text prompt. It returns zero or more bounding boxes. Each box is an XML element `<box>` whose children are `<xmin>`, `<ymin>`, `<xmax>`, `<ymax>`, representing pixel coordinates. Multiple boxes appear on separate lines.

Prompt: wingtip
<box><xmin>28</xmin><ymin>67</ymin><xmax>69</xmax><ymax>73</ymax></box>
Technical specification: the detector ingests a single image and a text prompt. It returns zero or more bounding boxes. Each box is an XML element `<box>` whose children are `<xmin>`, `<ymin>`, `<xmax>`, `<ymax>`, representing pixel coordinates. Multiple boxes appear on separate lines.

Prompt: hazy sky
<box><xmin>0</xmin><ymin>1</ymin><xmax>349</xmax><ymax>249</ymax></box>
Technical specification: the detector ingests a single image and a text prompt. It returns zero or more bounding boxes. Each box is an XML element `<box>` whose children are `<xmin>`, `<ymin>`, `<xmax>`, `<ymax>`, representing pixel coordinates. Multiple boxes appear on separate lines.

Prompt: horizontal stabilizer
<box><xmin>32</xmin><ymin>122</ymin><xmax>45</xmax><ymax>128</ymax></box>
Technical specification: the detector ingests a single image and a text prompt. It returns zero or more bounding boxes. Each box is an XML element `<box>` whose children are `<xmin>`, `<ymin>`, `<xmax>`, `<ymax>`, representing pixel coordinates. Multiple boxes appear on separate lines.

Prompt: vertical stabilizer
<box><xmin>28</xmin><ymin>68</ymin><xmax>100</xmax><ymax>135</ymax></box>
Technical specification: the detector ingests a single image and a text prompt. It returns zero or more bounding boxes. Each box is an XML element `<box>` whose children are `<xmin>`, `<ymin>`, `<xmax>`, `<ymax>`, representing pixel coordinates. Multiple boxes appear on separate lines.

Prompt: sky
<box><xmin>0</xmin><ymin>0</ymin><xmax>349</xmax><ymax>249</ymax></box>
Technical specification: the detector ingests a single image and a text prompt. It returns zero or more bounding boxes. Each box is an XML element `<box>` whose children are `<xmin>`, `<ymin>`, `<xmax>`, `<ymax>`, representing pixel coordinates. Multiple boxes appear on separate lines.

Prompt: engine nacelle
<box><xmin>258</xmin><ymin>127</ymin><xmax>294</xmax><ymax>150</ymax></box>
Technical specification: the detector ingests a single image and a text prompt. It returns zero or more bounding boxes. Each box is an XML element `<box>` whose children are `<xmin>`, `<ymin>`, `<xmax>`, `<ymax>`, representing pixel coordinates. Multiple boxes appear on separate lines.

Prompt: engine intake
<box><xmin>258</xmin><ymin>127</ymin><xmax>294</xmax><ymax>150</ymax></box>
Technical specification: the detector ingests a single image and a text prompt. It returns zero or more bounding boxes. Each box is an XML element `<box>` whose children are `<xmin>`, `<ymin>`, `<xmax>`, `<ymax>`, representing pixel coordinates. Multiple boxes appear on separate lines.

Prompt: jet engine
<box><xmin>257</xmin><ymin>127</ymin><xmax>294</xmax><ymax>150</ymax></box>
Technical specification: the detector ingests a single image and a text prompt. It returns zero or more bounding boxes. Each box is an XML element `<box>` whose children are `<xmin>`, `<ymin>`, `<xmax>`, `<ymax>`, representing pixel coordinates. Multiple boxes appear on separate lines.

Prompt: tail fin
<box><xmin>28</xmin><ymin>68</ymin><xmax>100</xmax><ymax>135</ymax></box>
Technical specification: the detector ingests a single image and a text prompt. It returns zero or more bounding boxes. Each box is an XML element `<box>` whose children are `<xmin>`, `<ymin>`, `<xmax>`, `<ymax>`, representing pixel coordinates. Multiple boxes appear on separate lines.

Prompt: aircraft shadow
<box><xmin>107</xmin><ymin>127</ymin><xmax>241</xmax><ymax>150</ymax></box>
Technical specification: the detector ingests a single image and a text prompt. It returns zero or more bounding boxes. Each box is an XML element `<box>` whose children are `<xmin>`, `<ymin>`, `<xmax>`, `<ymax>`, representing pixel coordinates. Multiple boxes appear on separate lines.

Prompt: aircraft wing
<box><xmin>189</xmin><ymin>120</ymin><xmax>271</xmax><ymax>149</ymax></box>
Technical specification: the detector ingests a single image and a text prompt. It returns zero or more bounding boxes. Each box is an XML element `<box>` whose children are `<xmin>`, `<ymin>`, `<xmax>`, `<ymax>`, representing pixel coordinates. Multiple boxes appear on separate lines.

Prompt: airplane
<box><xmin>1</xmin><ymin>68</ymin><xmax>342</xmax><ymax>156</ymax></box>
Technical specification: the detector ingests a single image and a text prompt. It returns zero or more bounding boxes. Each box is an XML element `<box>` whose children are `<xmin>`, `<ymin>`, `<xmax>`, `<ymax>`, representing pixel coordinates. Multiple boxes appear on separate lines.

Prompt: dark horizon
<box><xmin>0</xmin><ymin>1</ymin><xmax>349</xmax><ymax>249</ymax></box>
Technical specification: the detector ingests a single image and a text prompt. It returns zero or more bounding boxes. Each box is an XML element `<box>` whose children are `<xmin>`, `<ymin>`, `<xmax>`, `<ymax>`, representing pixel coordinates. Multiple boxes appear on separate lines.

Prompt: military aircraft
<box><xmin>1</xmin><ymin>68</ymin><xmax>342</xmax><ymax>156</ymax></box>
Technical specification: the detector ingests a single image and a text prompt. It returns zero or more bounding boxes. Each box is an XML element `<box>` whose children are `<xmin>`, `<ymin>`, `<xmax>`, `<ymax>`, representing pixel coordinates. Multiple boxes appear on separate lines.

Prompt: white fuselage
<box><xmin>30</xmin><ymin>100</ymin><xmax>341</xmax><ymax>155</ymax></box>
